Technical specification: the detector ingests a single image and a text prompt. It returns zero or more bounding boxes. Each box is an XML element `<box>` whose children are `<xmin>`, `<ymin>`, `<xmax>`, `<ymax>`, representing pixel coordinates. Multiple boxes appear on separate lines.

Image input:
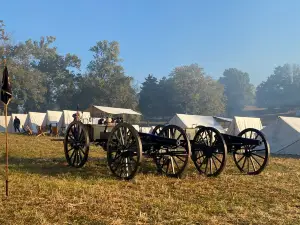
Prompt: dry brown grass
<box><xmin>0</xmin><ymin>134</ymin><xmax>300</xmax><ymax>224</ymax></box>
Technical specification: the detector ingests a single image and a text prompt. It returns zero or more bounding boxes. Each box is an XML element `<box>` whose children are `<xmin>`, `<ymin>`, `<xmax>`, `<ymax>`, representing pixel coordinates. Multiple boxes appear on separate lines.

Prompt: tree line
<box><xmin>0</xmin><ymin>20</ymin><xmax>298</xmax><ymax>119</ymax></box>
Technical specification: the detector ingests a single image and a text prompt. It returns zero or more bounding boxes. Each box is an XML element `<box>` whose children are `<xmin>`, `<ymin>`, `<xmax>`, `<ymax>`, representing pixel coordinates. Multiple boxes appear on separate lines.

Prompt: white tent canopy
<box><xmin>168</xmin><ymin>114</ymin><xmax>225</xmax><ymax>132</ymax></box>
<box><xmin>25</xmin><ymin>112</ymin><xmax>46</xmax><ymax>133</ymax></box>
<box><xmin>213</xmin><ymin>116</ymin><xmax>233</xmax><ymax>123</ymax></box>
<box><xmin>46</xmin><ymin>110</ymin><xmax>62</xmax><ymax>126</ymax></box>
<box><xmin>59</xmin><ymin>110</ymin><xmax>77</xmax><ymax>128</ymax></box>
<box><xmin>9</xmin><ymin>114</ymin><xmax>28</xmax><ymax>133</ymax></box>
<box><xmin>139</xmin><ymin>126</ymin><xmax>152</xmax><ymax>133</ymax></box>
<box><xmin>132</xmin><ymin>125</ymin><xmax>140</xmax><ymax>132</ymax></box>
<box><xmin>226</xmin><ymin>116</ymin><xmax>263</xmax><ymax>136</ymax></box>
<box><xmin>84</xmin><ymin>105</ymin><xmax>141</xmax><ymax>117</ymax></box>
<box><xmin>0</xmin><ymin>116</ymin><xmax>11</xmax><ymax>132</ymax></box>
<box><xmin>261</xmin><ymin>116</ymin><xmax>300</xmax><ymax>155</ymax></box>
<box><xmin>81</xmin><ymin>111</ymin><xmax>91</xmax><ymax>124</ymax></box>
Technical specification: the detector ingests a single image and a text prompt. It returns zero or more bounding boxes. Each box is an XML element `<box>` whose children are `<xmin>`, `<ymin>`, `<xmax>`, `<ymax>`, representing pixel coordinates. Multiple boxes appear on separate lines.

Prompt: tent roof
<box><xmin>84</xmin><ymin>105</ymin><xmax>142</xmax><ymax>116</ymax></box>
<box><xmin>46</xmin><ymin>110</ymin><xmax>62</xmax><ymax>123</ymax></box>
<box><xmin>168</xmin><ymin>114</ymin><xmax>225</xmax><ymax>131</ymax></box>
<box><xmin>213</xmin><ymin>116</ymin><xmax>233</xmax><ymax>122</ymax></box>
<box><xmin>27</xmin><ymin>112</ymin><xmax>46</xmax><ymax>127</ymax></box>
<box><xmin>226</xmin><ymin>116</ymin><xmax>262</xmax><ymax>136</ymax></box>
<box><xmin>279</xmin><ymin>116</ymin><xmax>300</xmax><ymax>132</ymax></box>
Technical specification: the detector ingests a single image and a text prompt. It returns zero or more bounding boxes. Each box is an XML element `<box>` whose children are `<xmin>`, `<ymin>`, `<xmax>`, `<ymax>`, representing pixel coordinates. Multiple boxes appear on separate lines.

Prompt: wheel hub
<box><xmin>244</xmin><ymin>148</ymin><xmax>252</xmax><ymax>157</ymax></box>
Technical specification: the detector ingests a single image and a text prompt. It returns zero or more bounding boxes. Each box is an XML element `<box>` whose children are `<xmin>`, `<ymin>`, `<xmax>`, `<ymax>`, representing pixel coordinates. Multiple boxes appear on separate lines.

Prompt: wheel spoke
<box><xmin>209</xmin><ymin>158</ymin><xmax>213</xmax><ymax>174</ymax></box>
<box><xmin>204</xmin><ymin>157</ymin><xmax>208</xmax><ymax>174</ymax></box>
<box><xmin>251</xmin><ymin>153</ymin><xmax>266</xmax><ymax>160</ymax></box>
<box><xmin>251</xmin><ymin>154</ymin><xmax>262</xmax><ymax>167</ymax></box>
<box><xmin>241</xmin><ymin>156</ymin><xmax>247</xmax><ymax>170</ymax></box>
<box><xmin>249</xmin><ymin>156</ymin><xmax>256</xmax><ymax>171</ymax></box>
<box><xmin>211</xmin><ymin>156</ymin><xmax>218</xmax><ymax>171</ymax></box>
<box><xmin>237</xmin><ymin>155</ymin><xmax>245</xmax><ymax>163</ymax></box>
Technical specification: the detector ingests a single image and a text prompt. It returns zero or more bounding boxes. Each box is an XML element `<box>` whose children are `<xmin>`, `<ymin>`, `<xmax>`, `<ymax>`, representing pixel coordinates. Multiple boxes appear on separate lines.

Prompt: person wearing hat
<box><xmin>72</xmin><ymin>112</ymin><xmax>80</xmax><ymax>121</ymax></box>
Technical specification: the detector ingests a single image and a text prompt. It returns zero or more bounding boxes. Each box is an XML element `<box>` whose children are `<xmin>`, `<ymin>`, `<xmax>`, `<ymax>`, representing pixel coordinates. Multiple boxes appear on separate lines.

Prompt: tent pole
<box><xmin>4</xmin><ymin>104</ymin><xmax>8</xmax><ymax>196</ymax></box>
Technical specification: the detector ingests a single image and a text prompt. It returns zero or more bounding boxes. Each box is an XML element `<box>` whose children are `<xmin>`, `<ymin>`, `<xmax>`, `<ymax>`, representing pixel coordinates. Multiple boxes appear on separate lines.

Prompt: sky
<box><xmin>2</xmin><ymin>0</ymin><xmax>300</xmax><ymax>86</ymax></box>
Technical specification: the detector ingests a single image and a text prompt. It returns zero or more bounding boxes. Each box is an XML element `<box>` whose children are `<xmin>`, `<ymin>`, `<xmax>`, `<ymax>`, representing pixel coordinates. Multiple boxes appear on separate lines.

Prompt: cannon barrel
<box><xmin>221</xmin><ymin>134</ymin><xmax>262</xmax><ymax>146</ymax></box>
<box><xmin>138</xmin><ymin>132</ymin><xmax>180</xmax><ymax>146</ymax></box>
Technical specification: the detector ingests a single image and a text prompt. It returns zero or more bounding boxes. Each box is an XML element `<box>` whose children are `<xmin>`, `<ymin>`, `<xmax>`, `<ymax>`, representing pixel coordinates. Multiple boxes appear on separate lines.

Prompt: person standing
<box><xmin>13</xmin><ymin>116</ymin><xmax>20</xmax><ymax>132</ymax></box>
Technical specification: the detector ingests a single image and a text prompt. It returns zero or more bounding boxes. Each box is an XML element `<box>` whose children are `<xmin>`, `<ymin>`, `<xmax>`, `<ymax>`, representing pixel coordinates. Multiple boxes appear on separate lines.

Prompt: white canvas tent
<box><xmin>46</xmin><ymin>110</ymin><xmax>62</xmax><ymax>128</ymax></box>
<box><xmin>213</xmin><ymin>116</ymin><xmax>233</xmax><ymax>123</ymax></box>
<box><xmin>132</xmin><ymin>125</ymin><xmax>140</xmax><ymax>131</ymax></box>
<box><xmin>25</xmin><ymin>112</ymin><xmax>46</xmax><ymax>133</ymax></box>
<box><xmin>168</xmin><ymin>114</ymin><xmax>225</xmax><ymax>132</ymax></box>
<box><xmin>81</xmin><ymin>111</ymin><xmax>91</xmax><ymax>124</ymax></box>
<box><xmin>226</xmin><ymin>116</ymin><xmax>263</xmax><ymax>136</ymax></box>
<box><xmin>90</xmin><ymin>117</ymin><xmax>101</xmax><ymax>124</ymax></box>
<box><xmin>0</xmin><ymin>116</ymin><xmax>11</xmax><ymax>132</ymax></box>
<box><xmin>85</xmin><ymin>105</ymin><xmax>141</xmax><ymax>117</ymax></box>
<box><xmin>59</xmin><ymin>110</ymin><xmax>77</xmax><ymax>129</ymax></box>
<box><xmin>261</xmin><ymin>116</ymin><xmax>300</xmax><ymax>155</ymax></box>
<box><xmin>9</xmin><ymin>114</ymin><xmax>28</xmax><ymax>133</ymax></box>
<box><xmin>139</xmin><ymin>126</ymin><xmax>152</xmax><ymax>133</ymax></box>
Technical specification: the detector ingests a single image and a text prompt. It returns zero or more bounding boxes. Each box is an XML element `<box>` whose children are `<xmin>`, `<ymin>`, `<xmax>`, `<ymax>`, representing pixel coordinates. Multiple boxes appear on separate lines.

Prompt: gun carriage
<box><xmin>63</xmin><ymin>105</ymin><xmax>269</xmax><ymax>180</ymax></box>
<box><xmin>152</xmin><ymin>124</ymin><xmax>270</xmax><ymax>177</ymax></box>
<box><xmin>63</xmin><ymin>105</ymin><xmax>191</xmax><ymax>180</ymax></box>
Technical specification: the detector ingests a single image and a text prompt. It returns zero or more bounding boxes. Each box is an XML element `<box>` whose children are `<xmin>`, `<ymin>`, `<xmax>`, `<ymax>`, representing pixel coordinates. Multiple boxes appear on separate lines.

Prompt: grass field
<box><xmin>0</xmin><ymin>134</ymin><xmax>300</xmax><ymax>224</ymax></box>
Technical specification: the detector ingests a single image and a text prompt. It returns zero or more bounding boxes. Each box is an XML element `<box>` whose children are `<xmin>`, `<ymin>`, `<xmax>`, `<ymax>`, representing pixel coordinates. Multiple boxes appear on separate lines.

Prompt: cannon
<box><xmin>64</xmin><ymin>121</ymin><xmax>191</xmax><ymax>180</ymax></box>
<box><xmin>62</xmin><ymin>104</ymin><xmax>269</xmax><ymax>180</ymax></box>
<box><xmin>151</xmin><ymin>124</ymin><xmax>270</xmax><ymax>176</ymax></box>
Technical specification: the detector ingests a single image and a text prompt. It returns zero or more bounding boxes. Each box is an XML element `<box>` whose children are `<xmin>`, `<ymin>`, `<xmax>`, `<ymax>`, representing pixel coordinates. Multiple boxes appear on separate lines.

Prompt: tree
<box><xmin>75</xmin><ymin>40</ymin><xmax>138</xmax><ymax>110</ymax></box>
<box><xmin>0</xmin><ymin>21</ymin><xmax>48</xmax><ymax>112</ymax></box>
<box><xmin>219</xmin><ymin>68</ymin><xmax>255</xmax><ymax>116</ymax></box>
<box><xmin>256</xmin><ymin>64</ymin><xmax>300</xmax><ymax>108</ymax></box>
<box><xmin>27</xmin><ymin>37</ymin><xmax>81</xmax><ymax>110</ymax></box>
<box><xmin>138</xmin><ymin>64</ymin><xmax>226</xmax><ymax>118</ymax></box>
<box><xmin>170</xmin><ymin>64</ymin><xmax>225</xmax><ymax>116</ymax></box>
<box><xmin>138</xmin><ymin>74</ymin><xmax>160</xmax><ymax>118</ymax></box>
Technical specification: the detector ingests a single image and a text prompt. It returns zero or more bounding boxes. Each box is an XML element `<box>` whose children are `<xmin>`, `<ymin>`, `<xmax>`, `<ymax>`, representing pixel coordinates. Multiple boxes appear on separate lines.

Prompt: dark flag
<box><xmin>1</xmin><ymin>65</ymin><xmax>12</xmax><ymax>196</ymax></box>
<box><xmin>1</xmin><ymin>66</ymin><xmax>12</xmax><ymax>105</ymax></box>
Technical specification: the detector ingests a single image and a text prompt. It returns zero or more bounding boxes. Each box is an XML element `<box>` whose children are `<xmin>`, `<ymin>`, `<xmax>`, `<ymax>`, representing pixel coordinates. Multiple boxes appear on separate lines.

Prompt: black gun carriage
<box><xmin>63</xmin><ymin>106</ymin><xmax>192</xmax><ymax>180</ymax></box>
<box><xmin>152</xmin><ymin>124</ymin><xmax>270</xmax><ymax>177</ymax></box>
<box><xmin>62</xmin><ymin>105</ymin><xmax>270</xmax><ymax>180</ymax></box>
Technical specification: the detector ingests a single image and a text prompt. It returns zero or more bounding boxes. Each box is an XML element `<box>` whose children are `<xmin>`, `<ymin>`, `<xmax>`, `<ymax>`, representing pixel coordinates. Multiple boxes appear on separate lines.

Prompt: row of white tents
<box><xmin>0</xmin><ymin>110</ymin><xmax>89</xmax><ymax>133</ymax></box>
<box><xmin>166</xmin><ymin>114</ymin><xmax>300</xmax><ymax>155</ymax></box>
<box><xmin>1</xmin><ymin>107</ymin><xmax>300</xmax><ymax>155</ymax></box>
<box><xmin>167</xmin><ymin>113</ymin><xmax>262</xmax><ymax>135</ymax></box>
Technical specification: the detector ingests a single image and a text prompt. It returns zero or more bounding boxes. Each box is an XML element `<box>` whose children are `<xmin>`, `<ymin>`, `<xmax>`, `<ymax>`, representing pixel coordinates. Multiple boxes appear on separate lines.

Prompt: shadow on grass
<box><xmin>2</xmin><ymin>156</ymin><xmax>116</xmax><ymax>180</ymax></box>
<box><xmin>1</xmin><ymin>156</ymin><xmax>162</xmax><ymax>181</ymax></box>
<box><xmin>1</xmin><ymin>155</ymin><xmax>250</xmax><ymax>180</ymax></box>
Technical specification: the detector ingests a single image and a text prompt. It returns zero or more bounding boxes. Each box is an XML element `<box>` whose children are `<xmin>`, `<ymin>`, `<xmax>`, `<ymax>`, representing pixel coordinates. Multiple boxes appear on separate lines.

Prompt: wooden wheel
<box><xmin>154</xmin><ymin>125</ymin><xmax>191</xmax><ymax>178</ymax></box>
<box><xmin>192</xmin><ymin>127</ymin><xmax>227</xmax><ymax>177</ymax></box>
<box><xmin>64</xmin><ymin>121</ymin><xmax>90</xmax><ymax>168</ymax></box>
<box><xmin>233</xmin><ymin>128</ymin><xmax>270</xmax><ymax>175</ymax></box>
<box><xmin>195</xmin><ymin>125</ymin><xmax>205</xmax><ymax>130</ymax></box>
<box><xmin>151</xmin><ymin>124</ymin><xmax>164</xmax><ymax>135</ymax></box>
<box><xmin>107</xmin><ymin>123</ymin><xmax>143</xmax><ymax>180</ymax></box>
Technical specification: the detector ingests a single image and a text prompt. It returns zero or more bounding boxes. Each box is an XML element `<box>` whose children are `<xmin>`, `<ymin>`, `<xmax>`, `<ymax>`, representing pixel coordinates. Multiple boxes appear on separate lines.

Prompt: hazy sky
<box><xmin>2</xmin><ymin>0</ymin><xmax>300</xmax><ymax>86</ymax></box>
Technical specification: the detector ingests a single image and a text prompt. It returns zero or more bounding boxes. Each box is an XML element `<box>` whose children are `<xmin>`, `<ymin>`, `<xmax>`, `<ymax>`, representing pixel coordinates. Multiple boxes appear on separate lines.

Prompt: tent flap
<box><xmin>10</xmin><ymin>114</ymin><xmax>28</xmax><ymax>133</ymax></box>
<box><xmin>25</xmin><ymin>112</ymin><xmax>47</xmax><ymax>133</ymax></box>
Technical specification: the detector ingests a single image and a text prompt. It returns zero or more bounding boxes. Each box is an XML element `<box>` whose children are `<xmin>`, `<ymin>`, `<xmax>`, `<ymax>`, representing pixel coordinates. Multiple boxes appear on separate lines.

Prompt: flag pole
<box><xmin>3</xmin><ymin>57</ymin><xmax>9</xmax><ymax>197</ymax></box>
<box><xmin>4</xmin><ymin>102</ymin><xmax>8</xmax><ymax>197</ymax></box>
